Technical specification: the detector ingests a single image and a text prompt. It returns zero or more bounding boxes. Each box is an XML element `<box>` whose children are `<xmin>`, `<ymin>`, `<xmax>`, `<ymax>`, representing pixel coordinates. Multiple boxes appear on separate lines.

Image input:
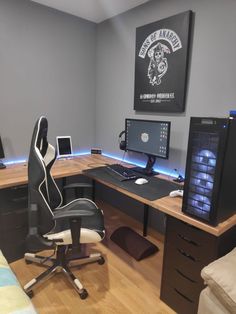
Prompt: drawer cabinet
<box><xmin>160</xmin><ymin>216</ymin><xmax>236</xmax><ymax>314</ymax></box>
<box><xmin>0</xmin><ymin>185</ymin><xmax>28</xmax><ymax>210</ymax></box>
<box><xmin>0</xmin><ymin>185</ymin><xmax>28</xmax><ymax>262</ymax></box>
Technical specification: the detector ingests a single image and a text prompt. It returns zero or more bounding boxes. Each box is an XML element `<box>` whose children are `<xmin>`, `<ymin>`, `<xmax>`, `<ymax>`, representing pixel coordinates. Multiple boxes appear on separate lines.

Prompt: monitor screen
<box><xmin>125</xmin><ymin>119</ymin><xmax>170</xmax><ymax>159</ymax></box>
<box><xmin>0</xmin><ymin>136</ymin><xmax>5</xmax><ymax>159</ymax></box>
<box><xmin>56</xmin><ymin>136</ymin><xmax>72</xmax><ymax>157</ymax></box>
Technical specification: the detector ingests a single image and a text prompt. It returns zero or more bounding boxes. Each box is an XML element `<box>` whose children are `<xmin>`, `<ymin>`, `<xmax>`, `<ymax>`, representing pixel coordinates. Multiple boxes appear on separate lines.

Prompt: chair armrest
<box><xmin>54</xmin><ymin>200</ymin><xmax>97</xmax><ymax>252</ymax></box>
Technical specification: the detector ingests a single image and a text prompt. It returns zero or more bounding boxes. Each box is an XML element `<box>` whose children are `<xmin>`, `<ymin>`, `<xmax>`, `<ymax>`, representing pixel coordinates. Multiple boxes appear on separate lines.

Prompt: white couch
<box><xmin>198</xmin><ymin>248</ymin><xmax>236</xmax><ymax>314</ymax></box>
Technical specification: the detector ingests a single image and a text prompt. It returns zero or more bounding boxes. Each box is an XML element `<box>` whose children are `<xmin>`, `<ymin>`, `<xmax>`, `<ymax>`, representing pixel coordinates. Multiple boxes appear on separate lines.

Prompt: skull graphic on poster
<box><xmin>147</xmin><ymin>43</ymin><xmax>170</xmax><ymax>86</ymax></box>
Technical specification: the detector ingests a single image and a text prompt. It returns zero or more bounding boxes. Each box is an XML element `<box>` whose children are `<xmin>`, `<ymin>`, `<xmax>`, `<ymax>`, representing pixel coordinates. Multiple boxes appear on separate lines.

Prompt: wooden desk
<box><xmin>0</xmin><ymin>154</ymin><xmax>235</xmax><ymax>236</ymax></box>
<box><xmin>1</xmin><ymin>154</ymin><xmax>235</xmax><ymax>314</ymax></box>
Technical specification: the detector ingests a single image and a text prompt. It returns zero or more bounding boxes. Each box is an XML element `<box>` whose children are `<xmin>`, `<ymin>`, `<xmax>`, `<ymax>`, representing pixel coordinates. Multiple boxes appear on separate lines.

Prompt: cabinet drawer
<box><xmin>163</xmin><ymin>265</ymin><xmax>204</xmax><ymax>302</ymax></box>
<box><xmin>164</xmin><ymin>243</ymin><xmax>205</xmax><ymax>282</ymax></box>
<box><xmin>161</xmin><ymin>282</ymin><xmax>199</xmax><ymax>314</ymax></box>
<box><xmin>2</xmin><ymin>226</ymin><xmax>28</xmax><ymax>243</ymax></box>
<box><xmin>0</xmin><ymin>240</ymin><xmax>26</xmax><ymax>262</ymax></box>
<box><xmin>167</xmin><ymin>216</ymin><xmax>216</xmax><ymax>247</ymax></box>
<box><xmin>0</xmin><ymin>208</ymin><xmax>28</xmax><ymax>230</ymax></box>
<box><xmin>166</xmin><ymin>230</ymin><xmax>217</xmax><ymax>263</ymax></box>
<box><xmin>0</xmin><ymin>185</ymin><xmax>28</xmax><ymax>210</ymax></box>
<box><xmin>0</xmin><ymin>226</ymin><xmax>28</xmax><ymax>262</ymax></box>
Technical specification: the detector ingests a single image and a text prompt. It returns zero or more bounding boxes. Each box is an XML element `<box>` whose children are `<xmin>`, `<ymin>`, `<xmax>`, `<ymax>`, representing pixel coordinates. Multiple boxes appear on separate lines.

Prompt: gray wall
<box><xmin>0</xmin><ymin>0</ymin><xmax>96</xmax><ymax>161</ymax></box>
<box><xmin>95</xmin><ymin>0</ymin><xmax>236</xmax><ymax>176</ymax></box>
<box><xmin>2</xmin><ymin>0</ymin><xmax>236</xmax><ymax>170</ymax></box>
<box><xmin>1</xmin><ymin>0</ymin><xmax>236</xmax><ymax>233</ymax></box>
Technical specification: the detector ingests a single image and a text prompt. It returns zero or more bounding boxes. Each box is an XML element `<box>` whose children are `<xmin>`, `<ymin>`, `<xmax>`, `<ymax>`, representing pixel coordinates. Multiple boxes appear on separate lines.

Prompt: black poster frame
<box><xmin>134</xmin><ymin>11</ymin><xmax>192</xmax><ymax>113</ymax></box>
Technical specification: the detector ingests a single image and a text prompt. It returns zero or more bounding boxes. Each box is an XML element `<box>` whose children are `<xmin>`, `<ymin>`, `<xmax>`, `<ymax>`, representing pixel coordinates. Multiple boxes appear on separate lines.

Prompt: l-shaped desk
<box><xmin>0</xmin><ymin>154</ymin><xmax>236</xmax><ymax>314</ymax></box>
<box><xmin>1</xmin><ymin>154</ymin><xmax>235</xmax><ymax>235</ymax></box>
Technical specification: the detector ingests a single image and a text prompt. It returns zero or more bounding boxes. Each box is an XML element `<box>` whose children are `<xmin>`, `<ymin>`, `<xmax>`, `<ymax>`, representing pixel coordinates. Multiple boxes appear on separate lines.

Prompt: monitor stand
<box><xmin>0</xmin><ymin>160</ymin><xmax>6</xmax><ymax>169</ymax></box>
<box><xmin>131</xmin><ymin>155</ymin><xmax>159</xmax><ymax>176</ymax></box>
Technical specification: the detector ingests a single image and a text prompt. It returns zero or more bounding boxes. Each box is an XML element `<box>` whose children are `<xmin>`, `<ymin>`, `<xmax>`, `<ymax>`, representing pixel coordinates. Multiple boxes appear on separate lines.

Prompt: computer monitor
<box><xmin>56</xmin><ymin>136</ymin><xmax>73</xmax><ymax>158</ymax></box>
<box><xmin>125</xmin><ymin>118</ymin><xmax>171</xmax><ymax>176</ymax></box>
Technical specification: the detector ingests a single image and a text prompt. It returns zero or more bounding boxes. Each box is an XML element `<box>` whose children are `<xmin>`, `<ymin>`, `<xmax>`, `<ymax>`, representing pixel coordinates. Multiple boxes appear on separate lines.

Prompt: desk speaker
<box><xmin>182</xmin><ymin>117</ymin><xmax>236</xmax><ymax>225</ymax></box>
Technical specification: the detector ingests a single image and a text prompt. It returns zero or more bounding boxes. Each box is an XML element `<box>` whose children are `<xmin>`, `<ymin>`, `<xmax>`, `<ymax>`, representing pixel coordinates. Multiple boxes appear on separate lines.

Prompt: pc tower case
<box><xmin>182</xmin><ymin>117</ymin><xmax>236</xmax><ymax>225</ymax></box>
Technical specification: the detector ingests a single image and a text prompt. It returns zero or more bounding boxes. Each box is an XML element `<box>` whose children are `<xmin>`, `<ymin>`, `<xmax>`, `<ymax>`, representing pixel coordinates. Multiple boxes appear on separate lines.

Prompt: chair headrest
<box><xmin>31</xmin><ymin>116</ymin><xmax>48</xmax><ymax>157</ymax></box>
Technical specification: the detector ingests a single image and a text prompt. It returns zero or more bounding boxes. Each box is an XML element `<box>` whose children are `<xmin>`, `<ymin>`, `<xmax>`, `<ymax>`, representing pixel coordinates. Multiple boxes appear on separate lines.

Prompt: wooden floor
<box><xmin>10</xmin><ymin>201</ymin><xmax>175</xmax><ymax>314</ymax></box>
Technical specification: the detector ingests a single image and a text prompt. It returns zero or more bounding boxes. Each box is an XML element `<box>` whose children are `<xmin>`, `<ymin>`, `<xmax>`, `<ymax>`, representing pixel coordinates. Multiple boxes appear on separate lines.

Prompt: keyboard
<box><xmin>105</xmin><ymin>164</ymin><xmax>138</xmax><ymax>181</ymax></box>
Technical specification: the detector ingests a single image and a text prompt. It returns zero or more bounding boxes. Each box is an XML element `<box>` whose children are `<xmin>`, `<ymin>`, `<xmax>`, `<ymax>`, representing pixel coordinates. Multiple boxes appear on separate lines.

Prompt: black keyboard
<box><xmin>106</xmin><ymin>164</ymin><xmax>138</xmax><ymax>181</ymax></box>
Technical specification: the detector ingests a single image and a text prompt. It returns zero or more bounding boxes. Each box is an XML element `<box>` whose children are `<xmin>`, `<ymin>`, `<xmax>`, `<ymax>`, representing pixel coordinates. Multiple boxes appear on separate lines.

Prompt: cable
<box><xmin>120</xmin><ymin>151</ymin><xmax>126</xmax><ymax>165</ymax></box>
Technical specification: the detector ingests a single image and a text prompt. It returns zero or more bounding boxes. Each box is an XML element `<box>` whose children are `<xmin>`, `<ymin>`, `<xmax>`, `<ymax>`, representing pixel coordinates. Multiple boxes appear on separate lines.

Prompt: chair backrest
<box><xmin>28</xmin><ymin>116</ymin><xmax>62</xmax><ymax>235</ymax></box>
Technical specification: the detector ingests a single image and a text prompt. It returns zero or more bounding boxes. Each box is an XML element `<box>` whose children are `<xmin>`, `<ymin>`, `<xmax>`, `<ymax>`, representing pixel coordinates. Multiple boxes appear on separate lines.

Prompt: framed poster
<box><xmin>134</xmin><ymin>11</ymin><xmax>192</xmax><ymax>112</ymax></box>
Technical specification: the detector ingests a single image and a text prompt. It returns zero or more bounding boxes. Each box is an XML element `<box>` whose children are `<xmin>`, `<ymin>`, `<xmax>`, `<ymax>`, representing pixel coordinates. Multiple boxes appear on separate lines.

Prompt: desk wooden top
<box><xmin>0</xmin><ymin>154</ymin><xmax>235</xmax><ymax>236</ymax></box>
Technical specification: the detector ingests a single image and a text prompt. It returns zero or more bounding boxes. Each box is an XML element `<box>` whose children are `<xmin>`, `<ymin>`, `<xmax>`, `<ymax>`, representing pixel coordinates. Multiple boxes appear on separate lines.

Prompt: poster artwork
<box><xmin>134</xmin><ymin>11</ymin><xmax>192</xmax><ymax>112</ymax></box>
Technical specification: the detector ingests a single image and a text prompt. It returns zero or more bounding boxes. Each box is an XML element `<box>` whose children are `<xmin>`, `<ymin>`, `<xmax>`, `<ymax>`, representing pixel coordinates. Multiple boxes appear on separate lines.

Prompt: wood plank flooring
<box><xmin>10</xmin><ymin>201</ymin><xmax>175</xmax><ymax>314</ymax></box>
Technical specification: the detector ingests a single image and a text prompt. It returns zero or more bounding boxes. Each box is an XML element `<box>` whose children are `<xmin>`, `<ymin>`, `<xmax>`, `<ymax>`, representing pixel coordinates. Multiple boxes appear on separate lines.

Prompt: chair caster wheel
<box><xmin>26</xmin><ymin>290</ymin><xmax>34</xmax><ymax>298</ymax></box>
<box><xmin>79</xmin><ymin>289</ymin><xmax>88</xmax><ymax>300</ymax></box>
<box><xmin>98</xmin><ymin>257</ymin><xmax>105</xmax><ymax>265</ymax></box>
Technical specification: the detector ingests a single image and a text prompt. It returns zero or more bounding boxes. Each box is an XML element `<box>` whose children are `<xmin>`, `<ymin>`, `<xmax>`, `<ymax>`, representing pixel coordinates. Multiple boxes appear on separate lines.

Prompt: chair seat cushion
<box><xmin>201</xmin><ymin>247</ymin><xmax>236</xmax><ymax>313</ymax></box>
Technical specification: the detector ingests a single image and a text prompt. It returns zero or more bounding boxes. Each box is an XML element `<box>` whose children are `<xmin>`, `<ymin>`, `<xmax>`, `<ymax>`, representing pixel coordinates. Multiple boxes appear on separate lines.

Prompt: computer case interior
<box><xmin>182</xmin><ymin>117</ymin><xmax>236</xmax><ymax>225</ymax></box>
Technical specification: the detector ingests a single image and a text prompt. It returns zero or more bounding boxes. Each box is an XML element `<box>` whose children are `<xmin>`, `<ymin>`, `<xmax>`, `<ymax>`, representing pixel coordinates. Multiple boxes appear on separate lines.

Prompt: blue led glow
<box><xmin>102</xmin><ymin>152</ymin><xmax>183</xmax><ymax>178</ymax></box>
<box><xmin>5</xmin><ymin>159</ymin><xmax>27</xmax><ymax>165</ymax></box>
<box><xmin>189</xmin><ymin>193</ymin><xmax>210</xmax><ymax>212</ymax></box>
<box><xmin>4</xmin><ymin>151</ymin><xmax>90</xmax><ymax>165</ymax></box>
<box><xmin>73</xmin><ymin>151</ymin><xmax>90</xmax><ymax>156</ymax></box>
<box><xmin>198</xmin><ymin>150</ymin><xmax>216</xmax><ymax>166</ymax></box>
<box><xmin>4</xmin><ymin>151</ymin><xmax>183</xmax><ymax>179</ymax></box>
<box><xmin>194</xmin><ymin>172</ymin><xmax>214</xmax><ymax>190</ymax></box>
<box><xmin>190</xmin><ymin>193</ymin><xmax>210</xmax><ymax>205</ymax></box>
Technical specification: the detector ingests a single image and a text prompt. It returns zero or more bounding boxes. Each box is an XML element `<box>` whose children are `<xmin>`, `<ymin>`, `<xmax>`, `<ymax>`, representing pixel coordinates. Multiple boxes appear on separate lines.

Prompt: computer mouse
<box><xmin>135</xmin><ymin>178</ymin><xmax>148</xmax><ymax>185</ymax></box>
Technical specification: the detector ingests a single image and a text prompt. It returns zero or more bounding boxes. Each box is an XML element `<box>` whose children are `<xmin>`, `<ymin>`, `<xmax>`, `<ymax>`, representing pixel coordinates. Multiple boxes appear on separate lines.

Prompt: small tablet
<box><xmin>56</xmin><ymin>136</ymin><xmax>73</xmax><ymax>158</ymax></box>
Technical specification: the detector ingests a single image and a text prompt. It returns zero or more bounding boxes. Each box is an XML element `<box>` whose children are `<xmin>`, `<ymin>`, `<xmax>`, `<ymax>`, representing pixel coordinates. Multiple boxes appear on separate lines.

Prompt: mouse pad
<box><xmin>83</xmin><ymin>166</ymin><xmax>179</xmax><ymax>201</ymax></box>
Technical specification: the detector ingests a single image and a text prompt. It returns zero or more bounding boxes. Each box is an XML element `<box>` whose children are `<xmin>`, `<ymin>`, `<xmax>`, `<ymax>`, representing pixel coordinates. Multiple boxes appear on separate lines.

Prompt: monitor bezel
<box><xmin>125</xmin><ymin>118</ymin><xmax>171</xmax><ymax>160</ymax></box>
<box><xmin>56</xmin><ymin>136</ymin><xmax>73</xmax><ymax>158</ymax></box>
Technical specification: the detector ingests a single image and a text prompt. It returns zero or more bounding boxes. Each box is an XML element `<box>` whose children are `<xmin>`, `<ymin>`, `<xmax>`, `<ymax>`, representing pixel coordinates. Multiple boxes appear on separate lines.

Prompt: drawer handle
<box><xmin>3</xmin><ymin>209</ymin><xmax>27</xmax><ymax>216</ymax></box>
<box><xmin>174</xmin><ymin>288</ymin><xmax>194</xmax><ymax>303</ymax></box>
<box><xmin>178</xmin><ymin>233</ymin><xmax>199</xmax><ymax>246</ymax></box>
<box><xmin>177</xmin><ymin>248</ymin><xmax>197</xmax><ymax>262</ymax></box>
<box><xmin>12</xmin><ymin>185</ymin><xmax>27</xmax><ymax>190</ymax></box>
<box><xmin>175</xmin><ymin>268</ymin><xmax>196</xmax><ymax>283</ymax></box>
<box><xmin>12</xmin><ymin>197</ymin><xmax>27</xmax><ymax>203</ymax></box>
<box><xmin>180</xmin><ymin>220</ymin><xmax>201</xmax><ymax>232</ymax></box>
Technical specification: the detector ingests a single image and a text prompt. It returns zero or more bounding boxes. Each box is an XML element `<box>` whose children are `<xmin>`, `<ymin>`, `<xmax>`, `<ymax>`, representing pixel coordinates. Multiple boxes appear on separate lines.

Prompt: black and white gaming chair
<box><xmin>24</xmin><ymin>116</ymin><xmax>105</xmax><ymax>299</ymax></box>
